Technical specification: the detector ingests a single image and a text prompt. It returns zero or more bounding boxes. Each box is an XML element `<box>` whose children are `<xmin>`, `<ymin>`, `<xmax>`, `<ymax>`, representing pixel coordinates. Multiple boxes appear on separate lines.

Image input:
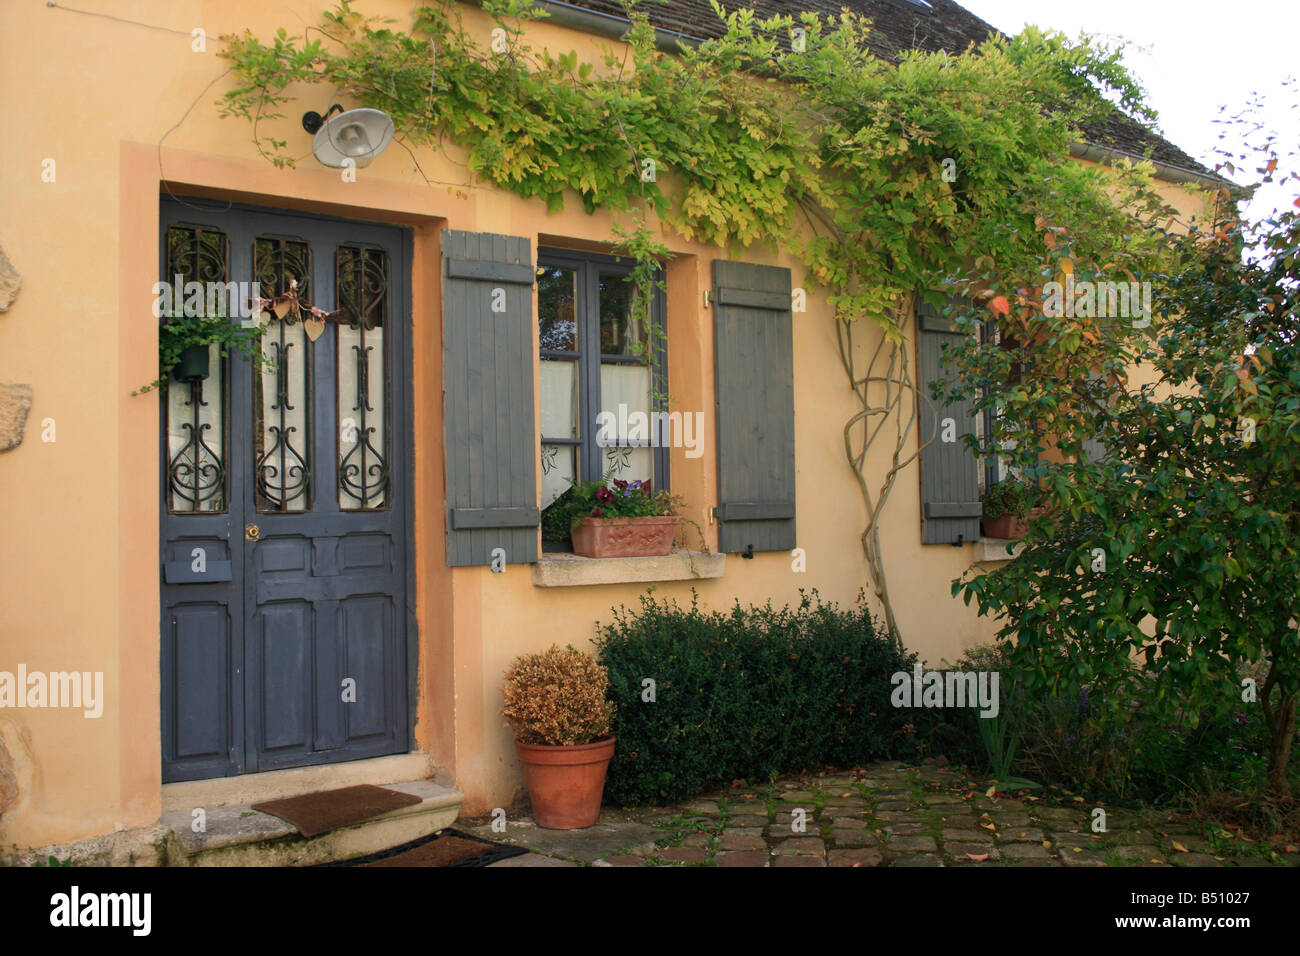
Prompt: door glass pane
<box><xmin>165</xmin><ymin>225</ymin><xmax>228</xmax><ymax>514</ymax></box>
<box><xmin>598</xmin><ymin>272</ymin><xmax>647</xmax><ymax>357</ymax></box>
<box><xmin>336</xmin><ymin>245</ymin><xmax>390</xmax><ymax>511</ymax></box>
<box><xmin>253</xmin><ymin>237</ymin><xmax>313</xmax><ymax>513</ymax></box>
<box><xmin>538</xmin><ymin>266</ymin><xmax>578</xmax><ymax>352</ymax></box>
<box><xmin>540</xmin><ymin>358</ymin><xmax>578</xmax><ymax>440</ymax></box>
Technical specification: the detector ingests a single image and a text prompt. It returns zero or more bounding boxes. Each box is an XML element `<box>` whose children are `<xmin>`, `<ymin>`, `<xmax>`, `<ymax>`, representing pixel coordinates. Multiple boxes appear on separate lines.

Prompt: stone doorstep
<box><xmin>161</xmin><ymin>779</ymin><xmax>464</xmax><ymax>866</ymax></box>
<box><xmin>5</xmin><ymin>825</ymin><xmax>172</xmax><ymax>868</ymax></box>
<box><xmin>160</xmin><ymin>753</ymin><xmax>442</xmax><ymax>812</ymax></box>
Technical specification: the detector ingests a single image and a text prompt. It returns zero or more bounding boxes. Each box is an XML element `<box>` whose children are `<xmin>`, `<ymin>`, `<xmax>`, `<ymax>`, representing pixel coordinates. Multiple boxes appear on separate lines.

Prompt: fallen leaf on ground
<box><xmin>1172</xmin><ymin>841</ymin><xmax>1189</xmax><ymax>853</ymax></box>
<box><xmin>966</xmin><ymin>853</ymin><xmax>990</xmax><ymax>862</ymax></box>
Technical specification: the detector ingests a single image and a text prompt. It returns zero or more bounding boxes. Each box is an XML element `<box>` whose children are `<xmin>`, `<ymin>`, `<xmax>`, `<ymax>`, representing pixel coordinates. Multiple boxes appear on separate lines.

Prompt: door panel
<box><xmin>160</xmin><ymin>199</ymin><xmax>412</xmax><ymax>782</ymax></box>
<box><xmin>169</xmin><ymin>603</ymin><xmax>233</xmax><ymax>761</ymax></box>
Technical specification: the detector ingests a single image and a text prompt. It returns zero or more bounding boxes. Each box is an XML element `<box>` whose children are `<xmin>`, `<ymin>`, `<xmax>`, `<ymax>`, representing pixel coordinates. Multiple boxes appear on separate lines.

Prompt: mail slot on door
<box><xmin>163</xmin><ymin>548</ymin><xmax>233</xmax><ymax>584</ymax></box>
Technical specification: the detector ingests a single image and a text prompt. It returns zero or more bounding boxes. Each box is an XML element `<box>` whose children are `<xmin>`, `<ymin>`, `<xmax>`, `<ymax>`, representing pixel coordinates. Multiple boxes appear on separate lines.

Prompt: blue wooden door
<box><xmin>160</xmin><ymin>199</ymin><xmax>412</xmax><ymax>782</ymax></box>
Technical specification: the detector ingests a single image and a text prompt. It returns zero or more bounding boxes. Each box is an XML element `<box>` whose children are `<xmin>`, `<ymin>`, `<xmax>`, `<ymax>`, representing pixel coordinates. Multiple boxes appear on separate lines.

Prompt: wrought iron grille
<box><xmin>336</xmin><ymin>245</ymin><xmax>391</xmax><ymax>510</ymax></box>
<box><xmin>253</xmin><ymin>236</ymin><xmax>313</xmax><ymax>512</ymax></box>
<box><xmin>165</xmin><ymin>225</ymin><xmax>228</xmax><ymax>513</ymax></box>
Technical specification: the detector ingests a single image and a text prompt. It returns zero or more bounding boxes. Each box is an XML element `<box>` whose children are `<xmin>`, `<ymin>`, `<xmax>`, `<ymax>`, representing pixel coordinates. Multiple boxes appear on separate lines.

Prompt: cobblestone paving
<box><xmin>465</xmin><ymin>760</ymin><xmax>1300</xmax><ymax>867</ymax></box>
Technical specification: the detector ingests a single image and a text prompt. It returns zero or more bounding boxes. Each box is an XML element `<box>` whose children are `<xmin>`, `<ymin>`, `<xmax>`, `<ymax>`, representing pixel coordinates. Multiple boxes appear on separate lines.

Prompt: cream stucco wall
<box><xmin>0</xmin><ymin>0</ymin><xmax>1212</xmax><ymax>847</ymax></box>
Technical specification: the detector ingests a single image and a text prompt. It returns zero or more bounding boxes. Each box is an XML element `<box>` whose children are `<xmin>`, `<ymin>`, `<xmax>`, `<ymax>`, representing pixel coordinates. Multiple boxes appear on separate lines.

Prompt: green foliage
<box><xmin>933</xmin><ymin>646</ymin><xmax>1292</xmax><ymax>808</ymax></box>
<box><xmin>594</xmin><ymin>589</ymin><xmax>923</xmax><ymax>805</ymax></box>
<box><xmin>945</xmin><ymin>162</ymin><xmax>1300</xmax><ymax>799</ymax></box>
<box><xmin>218</xmin><ymin>2</ymin><xmax>1173</xmax><ymax>338</ymax></box>
<box><xmin>134</xmin><ymin>313</ymin><xmax>266</xmax><ymax>396</ymax></box>
<box><xmin>980</xmin><ymin>478</ymin><xmax>1040</xmax><ymax>520</ymax></box>
<box><xmin>568</xmin><ymin>476</ymin><xmax>675</xmax><ymax>525</ymax></box>
<box><xmin>541</xmin><ymin>473</ymin><xmax>680</xmax><ymax>548</ymax></box>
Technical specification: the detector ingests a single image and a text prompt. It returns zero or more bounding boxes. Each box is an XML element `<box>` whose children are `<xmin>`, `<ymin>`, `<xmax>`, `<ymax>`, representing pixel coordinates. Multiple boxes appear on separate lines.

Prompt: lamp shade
<box><xmin>311</xmin><ymin>108</ymin><xmax>395</xmax><ymax>169</ymax></box>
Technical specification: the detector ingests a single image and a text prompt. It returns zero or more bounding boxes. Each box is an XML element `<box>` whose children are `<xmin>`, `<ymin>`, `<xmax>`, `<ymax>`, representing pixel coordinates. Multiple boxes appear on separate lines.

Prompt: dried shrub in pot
<box><xmin>501</xmin><ymin>645</ymin><xmax>616</xmax><ymax>747</ymax></box>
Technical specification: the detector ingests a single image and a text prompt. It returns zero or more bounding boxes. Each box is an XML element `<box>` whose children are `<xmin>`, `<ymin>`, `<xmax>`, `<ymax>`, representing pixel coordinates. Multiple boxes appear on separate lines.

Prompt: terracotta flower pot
<box><xmin>514</xmin><ymin>735</ymin><xmax>616</xmax><ymax>829</ymax></box>
<box><xmin>571</xmin><ymin>515</ymin><xmax>676</xmax><ymax>558</ymax></box>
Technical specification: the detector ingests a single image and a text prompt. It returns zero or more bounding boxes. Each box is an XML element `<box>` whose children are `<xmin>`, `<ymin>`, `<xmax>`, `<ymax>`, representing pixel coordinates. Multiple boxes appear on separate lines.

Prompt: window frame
<box><xmin>537</xmin><ymin>246</ymin><xmax>670</xmax><ymax>500</ymax></box>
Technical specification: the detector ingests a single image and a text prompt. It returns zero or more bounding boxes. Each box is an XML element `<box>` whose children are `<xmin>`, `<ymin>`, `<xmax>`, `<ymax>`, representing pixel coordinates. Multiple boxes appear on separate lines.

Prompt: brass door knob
<box><xmin>245</xmin><ymin>524</ymin><xmax>260</xmax><ymax>541</ymax></box>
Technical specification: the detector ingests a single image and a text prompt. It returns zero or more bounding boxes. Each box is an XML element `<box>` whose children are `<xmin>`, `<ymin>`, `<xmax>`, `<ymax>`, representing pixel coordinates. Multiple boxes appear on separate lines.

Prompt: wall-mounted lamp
<box><xmin>301</xmin><ymin>105</ymin><xmax>395</xmax><ymax>169</ymax></box>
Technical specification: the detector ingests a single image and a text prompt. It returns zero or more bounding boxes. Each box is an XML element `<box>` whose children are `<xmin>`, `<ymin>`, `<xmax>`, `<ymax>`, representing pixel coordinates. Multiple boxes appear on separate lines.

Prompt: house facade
<box><xmin>0</xmin><ymin>0</ymin><xmax>1215</xmax><ymax>858</ymax></box>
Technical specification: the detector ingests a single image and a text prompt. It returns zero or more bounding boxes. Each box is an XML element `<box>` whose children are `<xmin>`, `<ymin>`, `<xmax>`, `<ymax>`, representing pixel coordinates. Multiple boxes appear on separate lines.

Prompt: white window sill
<box><xmin>974</xmin><ymin>538</ymin><xmax>1024</xmax><ymax>564</ymax></box>
<box><xmin>531</xmin><ymin>551</ymin><xmax>725</xmax><ymax>588</ymax></box>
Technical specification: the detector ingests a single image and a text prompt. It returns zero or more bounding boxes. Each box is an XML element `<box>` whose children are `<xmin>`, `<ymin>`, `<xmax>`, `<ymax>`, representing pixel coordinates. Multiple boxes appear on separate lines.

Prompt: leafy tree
<box><xmin>946</xmin><ymin>151</ymin><xmax>1300</xmax><ymax>801</ymax></box>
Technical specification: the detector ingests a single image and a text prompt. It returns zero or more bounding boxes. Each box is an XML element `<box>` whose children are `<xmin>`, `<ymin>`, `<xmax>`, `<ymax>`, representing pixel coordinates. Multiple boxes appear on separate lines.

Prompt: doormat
<box><xmin>317</xmin><ymin>829</ymin><xmax>531</xmax><ymax>867</ymax></box>
<box><xmin>252</xmin><ymin>784</ymin><xmax>423</xmax><ymax>838</ymax></box>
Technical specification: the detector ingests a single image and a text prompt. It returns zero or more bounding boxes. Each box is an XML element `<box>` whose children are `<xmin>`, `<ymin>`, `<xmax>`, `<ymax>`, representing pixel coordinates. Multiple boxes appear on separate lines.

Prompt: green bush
<box><xmin>979</xmin><ymin>478</ymin><xmax>1039</xmax><ymax>519</ymax></box>
<box><xmin>594</xmin><ymin>590</ymin><xmax>925</xmax><ymax>806</ymax></box>
<box><xmin>942</xmin><ymin>644</ymin><xmax>1290</xmax><ymax>807</ymax></box>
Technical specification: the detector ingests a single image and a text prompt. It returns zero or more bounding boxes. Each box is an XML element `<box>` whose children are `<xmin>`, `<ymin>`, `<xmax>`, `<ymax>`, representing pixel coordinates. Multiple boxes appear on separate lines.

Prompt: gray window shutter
<box><xmin>442</xmin><ymin>230</ymin><xmax>539</xmax><ymax>567</ymax></box>
<box><xmin>712</xmin><ymin>260</ymin><xmax>796</xmax><ymax>553</ymax></box>
<box><xmin>917</xmin><ymin>298</ymin><xmax>981</xmax><ymax>545</ymax></box>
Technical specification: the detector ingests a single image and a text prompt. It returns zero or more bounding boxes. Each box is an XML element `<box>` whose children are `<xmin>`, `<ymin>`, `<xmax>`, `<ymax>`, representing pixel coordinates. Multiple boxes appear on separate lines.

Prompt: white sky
<box><xmin>957</xmin><ymin>0</ymin><xmax>1300</xmax><ymax>223</ymax></box>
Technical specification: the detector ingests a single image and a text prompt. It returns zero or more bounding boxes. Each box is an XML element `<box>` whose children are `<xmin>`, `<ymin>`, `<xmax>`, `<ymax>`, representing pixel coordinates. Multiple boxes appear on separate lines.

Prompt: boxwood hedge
<box><xmin>594</xmin><ymin>589</ymin><xmax>927</xmax><ymax>806</ymax></box>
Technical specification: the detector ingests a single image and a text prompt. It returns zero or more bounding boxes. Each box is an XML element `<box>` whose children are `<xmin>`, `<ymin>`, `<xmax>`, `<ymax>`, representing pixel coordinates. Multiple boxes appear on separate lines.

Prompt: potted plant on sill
<box><xmin>550</xmin><ymin>475</ymin><xmax>680</xmax><ymax>558</ymax></box>
<box><xmin>133</xmin><ymin>313</ymin><xmax>265</xmax><ymax>396</ymax></box>
<box><xmin>980</xmin><ymin>478</ymin><xmax>1040</xmax><ymax>539</ymax></box>
<box><xmin>501</xmin><ymin>645</ymin><xmax>616</xmax><ymax>830</ymax></box>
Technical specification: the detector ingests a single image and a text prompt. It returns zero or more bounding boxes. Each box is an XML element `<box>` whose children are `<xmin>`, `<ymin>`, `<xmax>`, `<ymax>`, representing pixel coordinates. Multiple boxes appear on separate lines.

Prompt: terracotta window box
<box><xmin>981</xmin><ymin>513</ymin><xmax>1029</xmax><ymax>539</ymax></box>
<box><xmin>980</xmin><ymin>507</ymin><xmax>1048</xmax><ymax>541</ymax></box>
<box><xmin>570</xmin><ymin>515</ymin><xmax>676</xmax><ymax>559</ymax></box>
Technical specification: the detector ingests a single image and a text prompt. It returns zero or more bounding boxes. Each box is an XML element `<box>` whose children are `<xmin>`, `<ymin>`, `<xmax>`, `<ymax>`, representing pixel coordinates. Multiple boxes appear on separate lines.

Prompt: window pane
<box><xmin>600</xmin><ymin>362</ymin><xmax>651</xmax><ymax>432</ymax></box>
<box><xmin>598</xmin><ymin>272</ymin><xmax>647</xmax><ymax>356</ymax></box>
<box><xmin>601</xmin><ymin>445</ymin><xmax>653</xmax><ymax>484</ymax></box>
<box><xmin>599</xmin><ymin>362</ymin><xmax>653</xmax><ymax>484</ymax></box>
<box><xmin>253</xmin><ymin>237</ymin><xmax>313</xmax><ymax>513</ymax></box>
<box><xmin>337</xmin><ymin>245</ymin><xmax>390</xmax><ymax>510</ymax></box>
<box><xmin>541</xmin><ymin>443</ymin><xmax>578</xmax><ymax>509</ymax></box>
<box><xmin>540</xmin><ymin>358</ymin><xmax>579</xmax><ymax>440</ymax></box>
<box><xmin>538</xmin><ymin>266</ymin><xmax>578</xmax><ymax>351</ymax></box>
<box><xmin>165</xmin><ymin>225</ymin><xmax>227</xmax><ymax>514</ymax></box>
